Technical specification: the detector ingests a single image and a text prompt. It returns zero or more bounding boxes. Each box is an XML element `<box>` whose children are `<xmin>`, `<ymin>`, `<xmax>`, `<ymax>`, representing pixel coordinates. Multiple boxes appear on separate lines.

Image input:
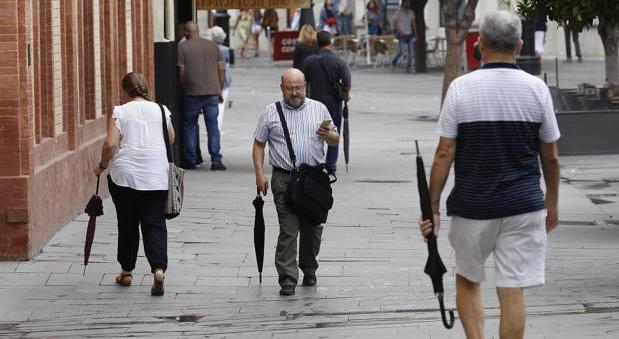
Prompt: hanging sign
<box><xmin>196</xmin><ymin>0</ymin><xmax>310</xmax><ymax>10</ymax></box>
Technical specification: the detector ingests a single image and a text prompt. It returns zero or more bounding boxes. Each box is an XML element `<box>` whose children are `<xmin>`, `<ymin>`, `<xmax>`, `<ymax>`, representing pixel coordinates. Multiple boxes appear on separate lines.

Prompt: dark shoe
<box><xmin>211</xmin><ymin>163</ymin><xmax>227</xmax><ymax>171</ymax></box>
<box><xmin>180</xmin><ymin>163</ymin><xmax>196</xmax><ymax>170</ymax></box>
<box><xmin>279</xmin><ymin>285</ymin><xmax>295</xmax><ymax>296</ymax></box>
<box><xmin>151</xmin><ymin>270</ymin><xmax>165</xmax><ymax>296</ymax></box>
<box><xmin>302</xmin><ymin>274</ymin><xmax>317</xmax><ymax>286</ymax></box>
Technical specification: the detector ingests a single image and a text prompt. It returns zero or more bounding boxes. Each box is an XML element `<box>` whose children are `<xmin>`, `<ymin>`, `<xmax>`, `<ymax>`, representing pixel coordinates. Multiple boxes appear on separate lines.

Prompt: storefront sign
<box><xmin>272</xmin><ymin>31</ymin><xmax>298</xmax><ymax>61</ymax></box>
<box><xmin>196</xmin><ymin>0</ymin><xmax>310</xmax><ymax>10</ymax></box>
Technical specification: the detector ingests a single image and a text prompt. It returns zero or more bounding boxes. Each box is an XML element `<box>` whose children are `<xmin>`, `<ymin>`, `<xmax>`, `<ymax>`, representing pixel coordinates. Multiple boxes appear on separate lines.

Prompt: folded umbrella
<box><xmin>415</xmin><ymin>140</ymin><xmax>455</xmax><ymax>329</ymax></box>
<box><xmin>252</xmin><ymin>189</ymin><xmax>265</xmax><ymax>283</ymax></box>
<box><xmin>343</xmin><ymin>101</ymin><xmax>350</xmax><ymax>172</ymax></box>
<box><xmin>83</xmin><ymin>175</ymin><xmax>104</xmax><ymax>275</ymax></box>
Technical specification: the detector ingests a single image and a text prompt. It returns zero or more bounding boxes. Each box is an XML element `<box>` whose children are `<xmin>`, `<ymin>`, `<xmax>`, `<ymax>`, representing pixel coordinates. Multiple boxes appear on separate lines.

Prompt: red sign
<box><xmin>272</xmin><ymin>31</ymin><xmax>299</xmax><ymax>61</ymax></box>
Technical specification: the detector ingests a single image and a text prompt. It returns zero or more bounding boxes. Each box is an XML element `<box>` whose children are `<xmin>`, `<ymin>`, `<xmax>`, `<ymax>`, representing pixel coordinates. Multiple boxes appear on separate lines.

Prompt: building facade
<box><xmin>0</xmin><ymin>0</ymin><xmax>154</xmax><ymax>260</ymax></box>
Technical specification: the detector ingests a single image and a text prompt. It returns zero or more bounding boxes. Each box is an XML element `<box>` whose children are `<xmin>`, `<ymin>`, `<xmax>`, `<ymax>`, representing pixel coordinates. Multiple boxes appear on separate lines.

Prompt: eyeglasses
<box><xmin>283</xmin><ymin>85</ymin><xmax>305</xmax><ymax>93</ymax></box>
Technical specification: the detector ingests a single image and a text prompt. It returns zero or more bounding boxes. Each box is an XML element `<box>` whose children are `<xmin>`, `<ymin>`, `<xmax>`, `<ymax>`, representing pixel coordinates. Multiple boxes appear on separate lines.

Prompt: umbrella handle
<box><xmin>438</xmin><ymin>293</ymin><xmax>455</xmax><ymax>329</ymax></box>
<box><xmin>95</xmin><ymin>175</ymin><xmax>100</xmax><ymax>196</ymax></box>
<box><xmin>256</xmin><ymin>188</ymin><xmax>261</xmax><ymax>198</ymax></box>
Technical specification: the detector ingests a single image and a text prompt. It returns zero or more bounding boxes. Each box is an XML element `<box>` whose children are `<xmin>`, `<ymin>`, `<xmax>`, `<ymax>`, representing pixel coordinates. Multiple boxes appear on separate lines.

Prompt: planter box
<box><xmin>556</xmin><ymin>110</ymin><xmax>619</xmax><ymax>155</ymax></box>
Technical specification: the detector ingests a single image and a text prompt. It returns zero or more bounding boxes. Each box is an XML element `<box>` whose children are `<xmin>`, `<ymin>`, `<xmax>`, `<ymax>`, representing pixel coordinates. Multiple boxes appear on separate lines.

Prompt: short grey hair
<box><xmin>479</xmin><ymin>11</ymin><xmax>522</xmax><ymax>53</ymax></box>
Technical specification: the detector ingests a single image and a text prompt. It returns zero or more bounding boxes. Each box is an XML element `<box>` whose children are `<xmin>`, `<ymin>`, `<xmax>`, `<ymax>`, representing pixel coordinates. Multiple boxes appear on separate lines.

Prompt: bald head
<box><xmin>280</xmin><ymin>69</ymin><xmax>306</xmax><ymax>109</ymax></box>
<box><xmin>184</xmin><ymin>21</ymin><xmax>198</xmax><ymax>39</ymax></box>
<box><xmin>281</xmin><ymin>68</ymin><xmax>305</xmax><ymax>85</ymax></box>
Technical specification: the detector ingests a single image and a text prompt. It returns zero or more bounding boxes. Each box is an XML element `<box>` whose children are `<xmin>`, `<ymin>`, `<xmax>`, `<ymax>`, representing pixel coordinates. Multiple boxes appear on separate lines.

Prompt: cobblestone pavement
<box><xmin>1</xmin><ymin>58</ymin><xmax>618</xmax><ymax>338</ymax></box>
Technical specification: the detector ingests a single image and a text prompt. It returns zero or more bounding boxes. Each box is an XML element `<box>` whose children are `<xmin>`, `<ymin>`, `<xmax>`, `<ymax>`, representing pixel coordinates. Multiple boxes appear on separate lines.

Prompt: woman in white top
<box><xmin>94</xmin><ymin>72</ymin><xmax>175</xmax><ymax>296</ymax></box>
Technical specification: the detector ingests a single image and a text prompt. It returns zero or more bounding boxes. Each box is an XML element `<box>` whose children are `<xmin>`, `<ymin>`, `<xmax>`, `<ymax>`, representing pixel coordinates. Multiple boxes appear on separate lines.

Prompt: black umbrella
<box><xmin>343</xmin><ymin>101</ymin><xmax>350</xmax><ymax>172</ymax></box>
<box><xmin>252</xmin><ymin>189</ymin><xmax>265</xmax><ymax>283</ymax></box>
<box><xmin>83</xmin><ymin>175</ymin><xmax>104</xmax><ymax>275</ymax></box>
<box><xmin>415</xmin><ymin>140</ymin><xmax>455</xmax><ymax>329</ymax></box>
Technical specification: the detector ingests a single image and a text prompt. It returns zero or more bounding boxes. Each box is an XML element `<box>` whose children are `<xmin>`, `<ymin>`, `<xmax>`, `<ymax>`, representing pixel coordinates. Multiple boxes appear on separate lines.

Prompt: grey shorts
<box><xmin>448</xmin><ymin>209</ymin><xmax>547</xmax><ymax>288</ymax></box>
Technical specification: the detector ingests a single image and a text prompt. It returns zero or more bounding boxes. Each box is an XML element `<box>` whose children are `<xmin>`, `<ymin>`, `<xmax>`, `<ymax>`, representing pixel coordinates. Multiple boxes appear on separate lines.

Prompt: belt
<box><xmin>272</xmin><ymin>166</ymin><xmax>295</xmax><ymax>174</ymax></box>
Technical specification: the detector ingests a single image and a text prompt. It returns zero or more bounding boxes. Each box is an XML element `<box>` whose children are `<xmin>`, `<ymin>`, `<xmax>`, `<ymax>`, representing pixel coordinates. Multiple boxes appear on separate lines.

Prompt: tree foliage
<box><xmin>517</xmin><ymin>0</ymin><xmax>619</xmax><ymax>32</ymax></box>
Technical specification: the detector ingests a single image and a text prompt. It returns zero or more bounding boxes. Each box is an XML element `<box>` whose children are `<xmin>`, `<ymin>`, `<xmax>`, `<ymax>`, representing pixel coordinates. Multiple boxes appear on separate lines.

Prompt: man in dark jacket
<box><xmin>302</xmin><ymin>31</ymin><xmax>351</xmax><ymax>175</ymax></box>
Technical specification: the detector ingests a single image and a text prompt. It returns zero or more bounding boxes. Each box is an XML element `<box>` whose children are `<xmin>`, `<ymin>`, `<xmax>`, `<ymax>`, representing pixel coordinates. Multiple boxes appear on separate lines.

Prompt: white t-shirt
<box><xmin>109</xmin><ymin>101</ymin><xmax>172</xmax><ymax>191</ymax></box>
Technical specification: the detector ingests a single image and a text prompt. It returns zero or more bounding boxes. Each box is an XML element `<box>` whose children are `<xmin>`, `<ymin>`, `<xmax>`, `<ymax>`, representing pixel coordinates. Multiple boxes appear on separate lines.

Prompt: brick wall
<box><xmin>0</xmin><ymin>0</ymin><xmax>154</xmax><ymax>260</ymax></box>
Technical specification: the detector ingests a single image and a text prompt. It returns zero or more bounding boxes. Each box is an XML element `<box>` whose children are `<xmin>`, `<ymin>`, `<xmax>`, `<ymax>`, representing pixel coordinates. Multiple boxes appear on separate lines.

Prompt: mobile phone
<box><xmin>320</xmin><ymin>119</ymin><xmax>332</xmax><ymax>128</ymax></box>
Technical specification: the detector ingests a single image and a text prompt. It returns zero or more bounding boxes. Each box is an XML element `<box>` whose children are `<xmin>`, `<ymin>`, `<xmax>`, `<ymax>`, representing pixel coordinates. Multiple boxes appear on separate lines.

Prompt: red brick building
<box><xmin>0</xmin><ymin>0</ymin><xmax>154</xmax><ymax>260</ymax></box>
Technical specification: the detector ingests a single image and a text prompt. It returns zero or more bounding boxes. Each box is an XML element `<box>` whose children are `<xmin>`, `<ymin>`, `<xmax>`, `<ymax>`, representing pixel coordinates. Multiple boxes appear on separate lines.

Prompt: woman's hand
<box><xmin>93</xmin><ymin>163</ymin><xmax>106</xmax><ymax>177</ymax></box>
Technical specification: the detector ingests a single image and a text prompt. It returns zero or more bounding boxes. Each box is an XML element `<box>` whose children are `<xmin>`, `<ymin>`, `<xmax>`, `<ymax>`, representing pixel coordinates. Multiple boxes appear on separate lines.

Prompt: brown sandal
<box><xmin>151</xmin><ymin>269</ymin><xmax>165</xmax><ymax>296</ymax></box>
<box><xmin>115</xmin><ymin>272</ymin><xmax>133</xmax><ymax>286</ymax></box>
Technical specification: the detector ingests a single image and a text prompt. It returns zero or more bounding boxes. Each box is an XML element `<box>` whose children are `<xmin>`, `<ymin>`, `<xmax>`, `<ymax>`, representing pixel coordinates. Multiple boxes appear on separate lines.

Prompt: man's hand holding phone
<box><xmin>317</xmin><ymin>119</ymin><xmax>332</xmax><ymax>137</ymax></box>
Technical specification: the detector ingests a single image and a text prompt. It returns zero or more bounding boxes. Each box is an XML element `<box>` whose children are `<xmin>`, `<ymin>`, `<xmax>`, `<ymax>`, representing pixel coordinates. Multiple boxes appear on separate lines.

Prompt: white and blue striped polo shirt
<box><xmin>254</xmin><ymin>99</ymin><xmax>337</xmax><ymax>171</ymax></box>
<box><xmin>438</xmin><ymin>63</ymin><xmax>561</xmax><ymax>220</ymax></box>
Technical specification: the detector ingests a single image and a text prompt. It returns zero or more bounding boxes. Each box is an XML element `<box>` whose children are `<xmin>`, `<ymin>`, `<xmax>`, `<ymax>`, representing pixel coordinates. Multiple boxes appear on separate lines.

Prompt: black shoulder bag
<box><xmin>317</xmin><ymin>56</ymin><xmax>346</xmax><ymax>101</ymax></box>
<box><xmin>275</xmin><ymin>101</ymin><xmax>335</xmax><ymax>224</ymax></box>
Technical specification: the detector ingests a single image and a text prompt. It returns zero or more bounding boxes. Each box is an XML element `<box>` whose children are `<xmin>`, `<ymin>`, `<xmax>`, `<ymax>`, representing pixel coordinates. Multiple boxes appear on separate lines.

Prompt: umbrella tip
<box><xmin>82</xmin><ymin>266</ymin><xmax>86</xmax><ymax>277</ymax></box>
<box><xmin>415</xmin><ymin>140</ymin><xmax>420</xmax><ymax>155</ymax></box>
<box><xmin>259</xmin><ymin>273</ymin><xmax>262</xmax><ymax>284</ymax></box>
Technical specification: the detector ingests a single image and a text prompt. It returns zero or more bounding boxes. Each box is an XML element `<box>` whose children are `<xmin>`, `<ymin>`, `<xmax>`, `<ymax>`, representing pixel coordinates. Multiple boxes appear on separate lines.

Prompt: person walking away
<box><xmin>320</xmin><ymin>0</ymin><xmax>338</xmax><ymax>35</ymax></box>
<box><xmin>302</xmin><ymin>31</ymin><xmax>351</xmax><ymax>175</ymax></box>
<box><xmin>252</xmin><ymin>9</ymin><xmax>263</xmax><ymax>57</ymax></box>
<box><xmin>177</xmin><ymin>21</ymin><xmax>227</xmax><ymax>170</ymax></box>
<box><xmin>234</xmin><ymin>9</ymin><xmax>253</xmax><ymax>58</ymax></box>
<box><xmin>534</xmin><ymin>18</ymin><xmax>547</xmax><ymax>59</ymax></box>
<box><xmin>419</xmin><ymin>11</ymin><xmax>560</xmax><ymax>339</ymax></box>
<box><xmin>293</xmin><ymin>24</ymin><xmax>320</xmax><ymax>70</ymax></box>
<box><xmin>364</xmin><ymin>0</ymin><xmax>383</xmax><ymax>36</ymax></box>
<box><xmin>252</xmin><ymin>69</ymin><xmax>340</xmax><ymax>296</ymax></box>
<box><xmin>391</xmin><ymin>0</ymin><xmax>416</xmax><ymax>73</ymax></box>
<box><xmin>93</xmin><ymin>72</ymin><xmax>175</xmax><ymax>296</ymax></box>
<box><xmin>262</xmin><ymin>9</ymin><xmax>280</xmax><ymax>57</ymax></box>
<box><xmin>210</xmin><ymin>26</ymin><xmax>232</xmax><ymax>134</ymax></box>
<box><xmin>337</xmin><ymin>0</ymin><xmax>355</xmax><ymax>35</ymax></box>
<box><xmin>562</xmin><ymin>21</ymin><xmax>582</xmax><ymax>63</ymax></box>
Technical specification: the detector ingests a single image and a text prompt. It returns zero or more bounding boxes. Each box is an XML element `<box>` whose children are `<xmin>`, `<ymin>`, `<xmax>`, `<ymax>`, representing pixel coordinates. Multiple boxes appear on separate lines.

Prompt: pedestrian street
<box><xmin>1</xmin><ymin>60</ymin><xmax>618</xmax><ymax>338</ymax></box>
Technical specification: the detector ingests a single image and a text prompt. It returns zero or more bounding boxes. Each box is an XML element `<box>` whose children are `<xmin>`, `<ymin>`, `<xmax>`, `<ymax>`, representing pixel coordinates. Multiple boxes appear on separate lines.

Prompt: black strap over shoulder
<box><xmin>275</xmin><ymin>101</ymin><xmax>297</xmax><ymax>170</ymax></box>
<box><xmin>158</xmin><ymin>103</ymin><xmax>174</xmax><ymax>164</ymax></box>
<box><xmin>317</xmin><ymin>56</ymin><xmax>337</xmax><ymax>93</ymax></box>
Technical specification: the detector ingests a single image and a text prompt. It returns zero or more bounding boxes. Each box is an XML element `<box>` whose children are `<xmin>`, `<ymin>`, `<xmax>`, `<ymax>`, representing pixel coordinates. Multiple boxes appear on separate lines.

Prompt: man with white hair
<box><xmin>419</xmin><ymin>11</ymin><xmax>561</xmax><ymax>339</ymax></box>
<box><xmin>210</xmin><ymin>26</ymin><xmax>231</xmax><ymax>133</ymax></box>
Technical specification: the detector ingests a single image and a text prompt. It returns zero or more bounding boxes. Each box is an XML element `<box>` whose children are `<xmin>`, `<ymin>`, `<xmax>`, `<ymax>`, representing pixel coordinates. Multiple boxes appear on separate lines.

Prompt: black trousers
<box><xmin>108</xmin><ymin>175</ymin><xmax>168</xmax><ymax>273</ymax></box>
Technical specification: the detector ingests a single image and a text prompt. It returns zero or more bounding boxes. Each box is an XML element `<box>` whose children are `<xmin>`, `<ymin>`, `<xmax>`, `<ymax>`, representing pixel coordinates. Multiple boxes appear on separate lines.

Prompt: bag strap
<box><xmin>317</xmin><ymin>55</ymin><xmax>337</xmax><ymax>91</ymax></box>
<box><xmin>275</xmin><ymin>101</ymin><xmax>297</xmax><ymax>170</ymax></box>
<box><xmin>158</xmin><ymin>103</ymin><xmax>174</xmax><ymax>164</ymax></box>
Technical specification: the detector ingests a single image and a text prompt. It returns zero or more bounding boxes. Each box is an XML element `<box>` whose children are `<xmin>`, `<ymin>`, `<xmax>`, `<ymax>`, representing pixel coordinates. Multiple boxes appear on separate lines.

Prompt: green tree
<box><xmin>440</xmin><ymin>0</ymin><xmax>479</xmax><ymax>102</ymax></box>
<box><xmin>518</xmin><ymin>0</ymin><xmax>619</xmax><ymax>88</ymax></box>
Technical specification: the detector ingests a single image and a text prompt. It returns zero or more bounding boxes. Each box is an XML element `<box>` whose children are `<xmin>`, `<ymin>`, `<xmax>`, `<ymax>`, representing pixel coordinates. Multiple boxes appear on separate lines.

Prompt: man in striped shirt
<box><xmin>420</xmin><ymin>11</ymin><xmax>560</xmax><ymax>339</ymax></box>
<box><xmin>252</xmin><ymin>69</ymin><xmax>339</xmax><ymax>296</ymax></box>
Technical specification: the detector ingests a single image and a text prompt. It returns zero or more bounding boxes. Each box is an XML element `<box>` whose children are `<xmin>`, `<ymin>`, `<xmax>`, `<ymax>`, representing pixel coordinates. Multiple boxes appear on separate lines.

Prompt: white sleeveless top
<box><xmin>109</xmin><ymin>101</ymin><xmax>172</xmax><ymax>191</ymax></box>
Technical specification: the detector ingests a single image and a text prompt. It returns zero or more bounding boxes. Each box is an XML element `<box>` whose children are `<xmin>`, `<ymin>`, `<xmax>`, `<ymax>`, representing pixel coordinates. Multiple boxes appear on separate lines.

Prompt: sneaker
<box><xmin>302</xmin><ymin>274</ymin><xmax>317</xmax><ymax>286</ymax></box>
<box><xmin>279</xmin><ymin>285</ymin><xmax>295</xmax><ymax>296</ymax></box>
<box><xmin>211</xmin><ymin>163</ymin><xmax>227</xmax><ymax>171</ymax></box>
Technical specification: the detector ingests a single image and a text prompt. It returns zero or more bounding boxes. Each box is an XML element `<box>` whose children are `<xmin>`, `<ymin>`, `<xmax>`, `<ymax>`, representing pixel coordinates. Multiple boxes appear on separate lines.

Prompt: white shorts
<box><xmin>448</xmin><ymin>209</ymin><xmax>547</xmax><ymax>288</ymax></box>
